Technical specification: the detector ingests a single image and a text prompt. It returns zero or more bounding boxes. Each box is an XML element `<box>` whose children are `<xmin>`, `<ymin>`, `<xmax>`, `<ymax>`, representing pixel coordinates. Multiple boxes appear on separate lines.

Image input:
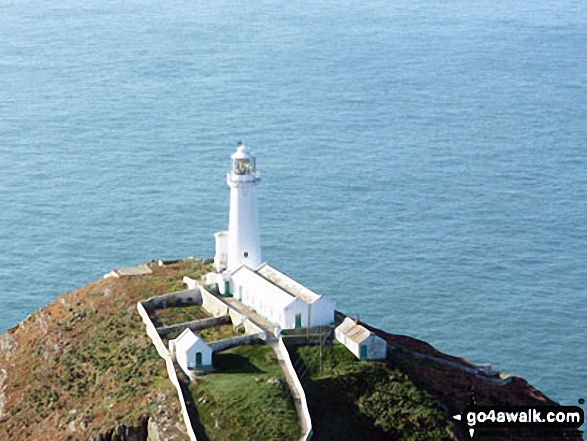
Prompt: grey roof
<box><xmin>256</xmin><ymin>263</ymin><xmax>322</xmax><ymax>303</ymax></box>
<box><xmin>336</xmin><ymin>317</ymin><xmax>373</xmax><ymax>345</ymax></box>
<box><xmin>114</xmin><ymin>264</ymin><xmax>152</xmax><ymax>277</ymax></box>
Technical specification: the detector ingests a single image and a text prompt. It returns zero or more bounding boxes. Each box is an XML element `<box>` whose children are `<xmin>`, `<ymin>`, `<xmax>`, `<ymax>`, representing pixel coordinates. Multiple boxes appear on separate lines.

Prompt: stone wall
<box><xmin>208</xmin><ymin>333</ymin><xmax>265</xmax><ymax>352</ymax></box>
<box><xmin>141</xmin><ymin>289</ymin><xmax>202</xmax><ymax>311</ymax></box>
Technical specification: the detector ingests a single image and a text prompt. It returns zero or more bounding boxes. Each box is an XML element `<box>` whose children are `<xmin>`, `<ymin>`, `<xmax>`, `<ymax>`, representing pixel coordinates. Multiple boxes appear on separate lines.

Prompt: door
<box><xmin>295</xmin><ymin>313</ymin><xmax>302</xmax><ymax>329</ymax></box>
<box><xmin>195</xmin><ymin>352</ymin><xmax>202</xmax><ymax>367</ymax></box>
<box><xmin>360</xmin><ymin>345</ymin><xmax>367</xmax><ymax>360</ymax></box>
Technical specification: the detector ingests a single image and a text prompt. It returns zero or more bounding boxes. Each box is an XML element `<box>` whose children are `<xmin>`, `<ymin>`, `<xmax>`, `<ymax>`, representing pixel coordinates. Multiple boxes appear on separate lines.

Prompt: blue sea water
<box><xmin>1</xmin><ymin>0</ymin><xmax>586</xmax><ymax>418</ymax></box>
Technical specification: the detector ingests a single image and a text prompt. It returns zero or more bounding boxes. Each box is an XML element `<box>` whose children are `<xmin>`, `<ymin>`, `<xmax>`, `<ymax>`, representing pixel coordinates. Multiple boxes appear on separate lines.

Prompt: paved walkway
<box><xmin>223</xmin><ymin>297</ymin><xmax>279</xmax><ymax>337</ymax></box>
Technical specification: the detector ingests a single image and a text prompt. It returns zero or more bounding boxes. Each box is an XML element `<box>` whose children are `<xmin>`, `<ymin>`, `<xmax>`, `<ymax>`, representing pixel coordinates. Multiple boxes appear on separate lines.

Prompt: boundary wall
<box><xmin>200</xmin><ymin>287</ymin><xmax>230</xmax><ymax>317</ymax></box>
<box><xmin>141</xmin><ymin>289</ymin><xmax>202</xmax><ymax>310</ymax></box>
<box><xmin>276</xmin><ymin>338</ymin><xmax>313</xmax><ymax>441</ymax></box>
<box><xmin>208</xmin><ymin>333</ymin><xmax>265</xmax><ymax>352</ymax></box>
<box><xmin>138</xmin><ymin>284</ymin><xmax>310</xmax><ymax>440</ymax></box>
<box><xmin>137</xmin><ymin>301</ymin><xmax>198</xmax><ymax>441</ymax></box>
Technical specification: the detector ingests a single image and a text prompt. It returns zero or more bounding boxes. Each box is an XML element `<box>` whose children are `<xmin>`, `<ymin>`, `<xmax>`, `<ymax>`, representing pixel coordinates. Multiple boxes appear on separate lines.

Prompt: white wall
<box><xmin>284</xmin><ymin>298</ymin><xmax>335</xmax><ymax>329</ymax></box>
<box><xmin>340</xmin><ymin>334</ymin><xmax>361</xmax><ymax>359</ymax></box>
<box><xmin>283</xmin><ymin>299</ymin><xmax>307</xmax><ymax>329</ymax></box>
<box><xmin>308</xmin><ymin>297</ymin><xmax>335</xmax><ymax>327</ymax></box>
<box><xmin>276</xmin><ymin>338</ymin><xmax>313</xmax><ymax>440</ymax></box>
<box><xmin>231</xmin><ymin>269</ymin><xmax>291</xmax><ymax>328</ymax></box>
<box><xmin>335</xmin><ymin>330</ymin><xmax>387</xmax><ymax>361</ymax></box>
<box><xmin>214</xmin><ymin>231</ymin><xmax>228</xmax><ymax>272</ymax></box>
<box><xmin>177</xmin><ymin>340</ymin><xmax>212</xmax><ymax>373</ymax></box>
<box><xmin>364</xmin><ymin>335</ymin><xmax>387</xmax><ymax>360</ymax></box>
<box><xmin>200</xmin><ymin>287</ymin><xmax>230</xmax><ymax>317</ymax></box>
<box><xmin>142</xmin><ymin>287</ymin><xmax>202</xmax><ymax>309</ymax></box>
<box><xmin>203</xmin><ymin>272</ymin><xmax>227</xmax><ymax>295</ymax></box>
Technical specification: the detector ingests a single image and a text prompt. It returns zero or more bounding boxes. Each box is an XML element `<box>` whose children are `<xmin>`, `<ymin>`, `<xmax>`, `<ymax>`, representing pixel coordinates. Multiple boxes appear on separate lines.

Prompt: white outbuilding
<box><xmin>229</xmin><ymin>263</ymin><xmax>335</xmax><ymax>330</ymax></box>
<box><xmin>170</xmin><ymin>328</ymin><xmax>213</xmax><ymax>374</ymax></box>
<box><xmin>335</xmin><ymin>317</ymin><xmax>387</xmax><ymax>360</ymax></box>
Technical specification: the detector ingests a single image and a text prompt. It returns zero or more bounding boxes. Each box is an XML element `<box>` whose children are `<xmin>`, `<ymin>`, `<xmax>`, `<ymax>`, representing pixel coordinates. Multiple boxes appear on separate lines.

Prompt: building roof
<box><xmin>230</xmin><ymin>264</ymin><xmax>297</xmax><ymax>309</ymax></box>
<box><xmin>231</xmin><ymin>143</ymin><xmax>255</xmax><ymax>160</ymax></box>
<box><xmin>173</xmin><ymin>328</ymin><xmax>209</xmax><ymax>353</ymax></box>
<box><xmin>108</xmin><ymin>264</ymin><xmax>152</xmax><ymax>277</ymax></box>
<box><xmin>256</xmin><ymin>263</ymin><xmax>322</xmax><ymax>304</ymax></box>
<box><xmin>336</xmin><ymin>317</ymin><xmax>374</xmax><ymax>345</ymax></box>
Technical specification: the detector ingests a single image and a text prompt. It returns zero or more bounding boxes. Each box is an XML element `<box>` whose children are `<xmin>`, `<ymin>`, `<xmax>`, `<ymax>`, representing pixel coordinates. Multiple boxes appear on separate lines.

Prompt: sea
<box><xmin>1</xmin><ymin>0</ymin><xmax>585</xmax><ymax>421</ymax></box>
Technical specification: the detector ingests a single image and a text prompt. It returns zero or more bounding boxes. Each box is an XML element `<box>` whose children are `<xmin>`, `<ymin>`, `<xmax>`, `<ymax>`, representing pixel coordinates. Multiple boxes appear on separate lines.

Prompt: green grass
<box><xmin>198</xmin><ymin>324</ymin><xmax>243</xmax><ymax>342</ymax></box>
<box><xmin>150</xmin><ymin>304</ymin><xmax>210</xmax><ymax>327</ymax></box>
<box><xmin>189</xmin><ymin>344</ymin><xmax>300</xmax><ymax>441</ymax></box>
<box><xmin>163</xmin><ymin>323</ymin><xmax>242</xmax><ymax>347</ymax></box>
<box><xmin>0</xmin><ymin>259</ymin><xmax>215</xmax><ymax>440</ymax></box>
<box><xmin>290</xmin><ymin>343</ymin><xmax>450</xmax><ymax>441</ymax></box>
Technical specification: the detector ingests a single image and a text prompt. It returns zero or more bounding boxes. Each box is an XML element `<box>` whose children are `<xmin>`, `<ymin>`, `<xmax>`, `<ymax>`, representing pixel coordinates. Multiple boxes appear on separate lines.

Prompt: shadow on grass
<box><xmin>212</xmin><ymin>353</ymin><xmax>265</xmax><ymax>374</ymax></box>
<box><xmin>178</xmin><ymin>374</ymin><xmax>210</xmax><ymax>441</ymax></box>
<box><xmin>147</xmin><ymin>312</ymin><xmax>163</xmax><ymax>328</ymax></box>
<box><xmin>289</xmin><ymin>346</ymin><xmax>390</xmax><ymax>441</ymax></box>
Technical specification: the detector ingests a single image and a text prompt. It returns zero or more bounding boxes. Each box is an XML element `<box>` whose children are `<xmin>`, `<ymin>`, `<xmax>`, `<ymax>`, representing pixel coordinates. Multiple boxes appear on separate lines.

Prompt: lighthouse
<box><xmin>222</xmin><ymin>142</ymin><xmax>262</xmax><ymax>271</ymax></box>
<box><xmin>202</xmin><ymin>142</ymin><xmax>335</xmax><ymax>329</ymax></box>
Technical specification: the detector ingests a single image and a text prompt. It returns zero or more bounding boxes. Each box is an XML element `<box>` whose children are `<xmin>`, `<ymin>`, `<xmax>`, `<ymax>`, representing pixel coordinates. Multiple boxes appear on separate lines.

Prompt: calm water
<box><xmin>1</xmin><ymin>0</ymin><xmax>585</xmax><ymax>416</ymax></box>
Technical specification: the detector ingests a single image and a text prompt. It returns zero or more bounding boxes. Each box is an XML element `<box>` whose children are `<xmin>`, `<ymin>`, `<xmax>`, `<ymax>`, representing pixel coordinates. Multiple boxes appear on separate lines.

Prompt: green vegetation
<box><xmin>290</xmin><ymin>343</ymin><xmax>450</xmax><ymax>441</ymax></box>
<box><xmin>150</xmin><ymin>304</ymin><xmax>210</xmax><ymax>327</ymax></box>
<box><xmin>0</xmin><ymin>259</ymin><xmax>213</xmax><ymax>440</ymax></box>
<box><xmin>198</xmin><ymin>323</ymin><xmax>243</xmax><ymax>342</ymax></box>
<box><xmin>189</xmin><ymin>344</ymin><xmax>300</xmax><ymax>441</ymax></box>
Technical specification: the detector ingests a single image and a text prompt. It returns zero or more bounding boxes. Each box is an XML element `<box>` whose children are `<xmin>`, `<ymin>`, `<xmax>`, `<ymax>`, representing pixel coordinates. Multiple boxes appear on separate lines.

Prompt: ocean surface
<box><xmin>1</xmin><ymin>0</ymin><xmax>585</xmax><ymax>418</ymax></box>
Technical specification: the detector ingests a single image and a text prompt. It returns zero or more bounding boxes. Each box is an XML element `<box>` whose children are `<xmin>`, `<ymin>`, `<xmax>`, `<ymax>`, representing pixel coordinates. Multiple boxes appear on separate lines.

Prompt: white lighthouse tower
<box><xmin>223</xmin><ymin>142</ymin><xmax>262</xmax><ymax>271</ymax></box>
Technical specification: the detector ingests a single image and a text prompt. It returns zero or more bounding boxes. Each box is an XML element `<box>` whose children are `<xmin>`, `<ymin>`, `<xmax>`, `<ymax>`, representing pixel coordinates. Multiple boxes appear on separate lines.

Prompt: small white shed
<box><xmin>335</xmin><ymin>317</ymin><xmax>387</xmax><ymax>360</ymax></box>
<box><xmin>170</xmin><ymin>329</ymin><xmax>213</xmax><ymax>374</ymax></box>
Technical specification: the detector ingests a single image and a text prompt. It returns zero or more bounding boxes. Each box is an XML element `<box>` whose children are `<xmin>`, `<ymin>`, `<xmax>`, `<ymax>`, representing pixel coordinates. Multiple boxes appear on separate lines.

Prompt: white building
<box><xmin>335</xmin><ymin>317</ymin><xmax>387</xmax><ymax>360</ymax></box>
<box><xmin>230</xmin><ymin>263</ymin><xmax>335</xmax><ymax>330</ymax></box>
<box><xmin>170</xmin><ymin>328</ymin><xmax>213</xmax><ymax>374</ymax></box>
<box><xmin>214</xmin><ymin>142</ymin><xmax>262</xmax><ymax>272</ymax></box>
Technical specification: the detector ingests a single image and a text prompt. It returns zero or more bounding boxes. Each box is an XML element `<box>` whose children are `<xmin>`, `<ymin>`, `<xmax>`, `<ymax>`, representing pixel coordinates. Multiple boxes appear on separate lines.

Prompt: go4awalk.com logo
<box><xmin>453</xmin><ymin>405</ymin><xmax>584</xmax><ymax>438</ymax></box>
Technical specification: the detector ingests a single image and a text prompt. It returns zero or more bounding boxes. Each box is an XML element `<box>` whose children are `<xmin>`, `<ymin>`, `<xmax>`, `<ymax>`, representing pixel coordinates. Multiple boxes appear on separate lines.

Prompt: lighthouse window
<box><xmin>233</xmin><ymin>158</ymin><xmax>254</xmax><ymax>175</ymax></box>
<box><xmin>244</xmin><ymin>252</ymin><xmax>249</xmax><ymax>258</ymax></box>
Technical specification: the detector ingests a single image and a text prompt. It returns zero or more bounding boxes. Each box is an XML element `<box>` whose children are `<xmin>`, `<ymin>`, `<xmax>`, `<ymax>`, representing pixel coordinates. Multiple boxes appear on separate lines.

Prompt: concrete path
<box><xmin>223</xmin><ymin>297</ymin><xmax>278</xmax><ymax>337</ymax></box>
